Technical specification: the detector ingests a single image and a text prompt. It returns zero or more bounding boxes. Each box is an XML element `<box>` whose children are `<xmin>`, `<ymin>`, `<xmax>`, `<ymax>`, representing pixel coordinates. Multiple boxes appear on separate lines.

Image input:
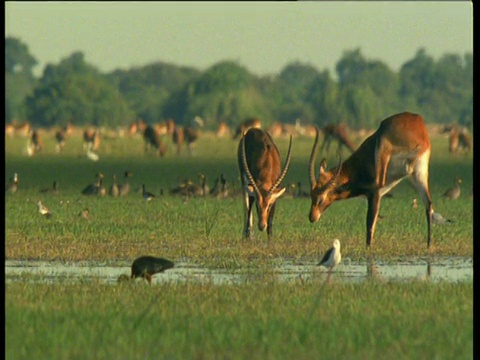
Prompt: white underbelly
<box><xmin>381</xmin><ymin>154</ymin><xmax>416</xmax><ymax>195</ymax></box>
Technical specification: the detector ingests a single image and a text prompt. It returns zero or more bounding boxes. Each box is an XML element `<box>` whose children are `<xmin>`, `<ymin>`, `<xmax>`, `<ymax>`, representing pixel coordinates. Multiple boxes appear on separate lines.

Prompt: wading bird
<box><xmin>318</xmin><ymin>239</ymin><xmax>342</xmax><ymax>284</ymax></box>
<box><xmin>118</xmin><ymin>256</ymin><xmax>175</xmax><ymax>285</ymax></box>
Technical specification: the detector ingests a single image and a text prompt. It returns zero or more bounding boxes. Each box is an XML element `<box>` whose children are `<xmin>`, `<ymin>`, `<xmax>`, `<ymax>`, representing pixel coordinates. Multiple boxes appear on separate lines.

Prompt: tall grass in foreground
<box><xmin>6</xmin><ymin>280</ymin><xmax>472</xmax><ymax>360</ymax></box>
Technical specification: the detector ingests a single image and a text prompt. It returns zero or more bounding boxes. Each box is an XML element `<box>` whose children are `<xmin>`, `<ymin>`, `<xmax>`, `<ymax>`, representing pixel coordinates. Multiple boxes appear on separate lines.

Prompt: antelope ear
<box><xmin>318</xmin><ymin>158</ymin><xmax>327</xmax><ymax>176</ymax></box>
<box><xmin>246</xmin><ymin>184</ymin><xmax>256</xmax><ymax>195</ymax></box>
<box><xmin>271</xmin><ymin>187</ymin><xmax>286</xmax><ymax>200</ymax></box>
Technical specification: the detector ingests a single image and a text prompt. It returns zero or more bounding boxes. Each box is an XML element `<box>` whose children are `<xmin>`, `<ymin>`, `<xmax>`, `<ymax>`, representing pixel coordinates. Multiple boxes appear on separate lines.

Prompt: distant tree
<box><xmin>306</xmin><ymin>70</ymin><xmax>345</xmax><ymax>127</ymax></box>
<box><xmin>399</xmin><ymin>48</ymin><xmax>436</xmax><ymax>112</ymax></box>
<box><xmin>336</xmin><ymin>48</ymin><xmax>401</xmax><ymax>128</ymax></box>
<box><xmin>165</xmin><ymin>60</ymin><xmax>272</xmax><ymax>129</ymax></box>
<box><xmin>5</xmin><ymin>36</ymin><xmax>38</xmax><ymax>122</ymax></box>
<box><xmin>270</xmin><ymin>61</ymin><xmax>319</xmax><ymax>124</ymax></box>
<box><xmin>26</xmin><ymin>51</ymin><xmax>134</xmax><ymax>128</ymax></box>
<box><xmin>399</xmin><ymin>48</ymin><xmax>473</xmax><ymax>124</ymax></box>
<box><xmin>106</xmin><ymin>62</ymin><xmax>199</xmax><ymax>124</ymax></box>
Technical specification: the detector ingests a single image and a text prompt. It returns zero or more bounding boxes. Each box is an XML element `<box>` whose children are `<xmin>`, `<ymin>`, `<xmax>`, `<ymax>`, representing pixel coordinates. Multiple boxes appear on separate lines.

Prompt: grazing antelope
<box><xmin>172</xmin><ymin>126</ymin><xmax>184</xmax><ymax>155</ymax></box>
<box><xmin>143</xmin><ymin>125</ymin><xmax>167</xmax><ymax>156</ymax></box>
<box><xmin>320</xmin><ymin>123</ymin><xmax>356</xmax><ymax>154</ymax></box>
<box><xmin>184</xmin><ymin>126</ymin><xmax>200</xmax><ymax>155</ymax></box>
<box><xmin>5</xmin><ymin>123</ymin><xmax>15</xmax><ymax>138</ymax></box>
<box><xmin>26</xmin><ymin>129</ymin><xmax>43</xmax><ymax>156</ymax></box>
<box><xmin>309</xmin><ymin>112</ymin><xmax>434</xmax><ymax>248</ymax></box>
<box><xmin>267</xmin><ymin>122</ymin><xmax>284</xmax><ymax>138</ymax></box>
<box><xmin>83</xmin><ymin>128</ymin><xmax>100</xmax><ymax>152</ymax></box>
<box><xmin>55</xmin><ymin>128</ymin><xmax>66</xmax><ymax>153</ymax></box>
<box><xmin>128</xmin><ymin>119</ymin><xmax>147</xmax><ymax>136</ymax></box>
<box><xmin>173</xmin><ymin>126</ymin><xmax>200</xmax><ymax>155</ymax></box>
<box><xmin>445</xmin><ymin>124</ymin><xmax>471</xmax><ymax>156</ymax></box>
<box><xmin>238</xmin><ymin>128</ymin><xmax>293</xmax><ymax>239</ymax></box>
<box><xmin>6</xmin><ymin>121</ymin><xmax>31</xmax><ymax>138</ymax></box>
<box><xmin>216</xmin><ymin>121</ymin><xmax>231</xmax><ymax>138</ymax></box>
<box><xmin>54</xmin><ymin>123</ymin><xmax>72</xmax><ymax>152</ymax></box>
<box><xmin>233</xmin><ymin>118</ymin><xmax>262</xmax><ymax>140</ymax></box>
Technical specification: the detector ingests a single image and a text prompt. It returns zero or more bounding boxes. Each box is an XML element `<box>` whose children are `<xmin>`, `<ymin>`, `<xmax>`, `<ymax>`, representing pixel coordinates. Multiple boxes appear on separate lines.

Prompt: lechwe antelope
<box><xmin>233</xmin><ymin>117</ymin><xmax>262</xmax><ymax>140</ymax></box>
<box><xmin>238</xmin><ymin>128</ymin><xmax>293</xmax><ymax>239</ymax></box>
<box><xmin>309</xmin><ymin>112</ymin><xmax>434</xmax><ymax>248</ymax></box>
<box><xmin>321</xmin><ymin>123</ymin><xmax>356</xmax><ymax>154</ymax></box>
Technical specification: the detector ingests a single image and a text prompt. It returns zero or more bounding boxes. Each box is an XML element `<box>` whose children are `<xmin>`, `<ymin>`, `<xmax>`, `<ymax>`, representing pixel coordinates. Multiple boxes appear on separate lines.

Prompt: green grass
<box><xmin>5</xmin><ymin>130</ymin><xmax>473</xmax><ymax>359</ymax></box>
<box><xmin>6</xmin><ymin>280</ymin><xmax>473</xmax><ymax>360</ymax></box>
<box><xmin>5</xmin><ymin>131</ymin><xmax>473</xmax><ymax>264</ymax></box>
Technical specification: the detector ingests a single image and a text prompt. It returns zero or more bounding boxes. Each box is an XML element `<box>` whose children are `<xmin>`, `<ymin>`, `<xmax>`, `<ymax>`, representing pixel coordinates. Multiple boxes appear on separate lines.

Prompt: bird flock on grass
<box><xmin>6</xmin><ymin>166</ymin><xmax>469</xmax><ymax>286</ymax></box>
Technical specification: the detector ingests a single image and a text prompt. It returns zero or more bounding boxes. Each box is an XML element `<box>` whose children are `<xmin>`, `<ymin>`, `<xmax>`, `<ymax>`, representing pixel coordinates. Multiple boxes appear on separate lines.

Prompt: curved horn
<box><xmin>268</xmin><ymin>135</ymin><xmax>293</xmax><ymax>196</ymax></box>
<box><xmin>241</xmin><ymin>133</ymin><xmax>261</xmax><ymax>198</ymax></box>
<box><xmin>309</xmin><ymin>126</ymin><xmax>321</xmax><ymax>188</ymax></box>
<box><xmin>326</xmin><ymin>151</ymin><xmax>343</xmax><ymax>188</ymax></box>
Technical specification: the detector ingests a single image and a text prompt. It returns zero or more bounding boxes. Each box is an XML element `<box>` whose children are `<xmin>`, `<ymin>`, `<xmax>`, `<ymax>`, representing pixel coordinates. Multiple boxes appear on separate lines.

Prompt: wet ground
<box><xmin>5</xmin><ymin>256</ymin><xmax>472</xmax><ymax>285</ymax></box>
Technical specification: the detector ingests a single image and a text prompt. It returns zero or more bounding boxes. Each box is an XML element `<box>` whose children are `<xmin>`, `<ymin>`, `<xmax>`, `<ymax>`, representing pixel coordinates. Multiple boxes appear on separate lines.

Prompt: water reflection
<box><xmin>4</xmin><ymin>256</ymin><xmax>472</xmax><ymax>285</ymax></box>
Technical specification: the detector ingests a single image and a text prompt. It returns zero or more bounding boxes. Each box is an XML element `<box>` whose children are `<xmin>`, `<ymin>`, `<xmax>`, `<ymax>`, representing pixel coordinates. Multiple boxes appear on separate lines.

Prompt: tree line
<box><xmin>5</xmin><ymin>36</ymin><xmax>472</xmax><ymax>131</ymax></box>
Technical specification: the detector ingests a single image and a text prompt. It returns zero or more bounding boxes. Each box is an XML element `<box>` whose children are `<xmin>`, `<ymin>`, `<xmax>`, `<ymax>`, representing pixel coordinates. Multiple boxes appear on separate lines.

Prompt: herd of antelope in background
<box><xmin>6</xmin><ymin>112</ymin><xmax>472</xmax><ymax>249</ymax></box>
<box><xmin>5</xmin><ymin>115</ymin><xmax>471</xmax><ymax>161</ymax></box>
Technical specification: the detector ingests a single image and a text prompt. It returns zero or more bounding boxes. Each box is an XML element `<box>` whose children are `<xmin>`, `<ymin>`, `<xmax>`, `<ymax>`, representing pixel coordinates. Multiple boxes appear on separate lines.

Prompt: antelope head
<box><xmin>309</xmin><ymin>126</ymin><xmax>343</xmax><ymax>223</ymax></box>
<box><xmin>240</xmin><ymin>131</ymin><xmax>292</xmax><ymax>232</ymax></box>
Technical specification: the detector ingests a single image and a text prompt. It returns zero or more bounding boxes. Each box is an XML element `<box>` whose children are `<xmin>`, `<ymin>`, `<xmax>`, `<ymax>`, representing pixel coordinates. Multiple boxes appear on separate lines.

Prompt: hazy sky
<box><xmin>5</xmin><ymin>2</ymin><xmax>473</xmax><ymax>78</ymax></box>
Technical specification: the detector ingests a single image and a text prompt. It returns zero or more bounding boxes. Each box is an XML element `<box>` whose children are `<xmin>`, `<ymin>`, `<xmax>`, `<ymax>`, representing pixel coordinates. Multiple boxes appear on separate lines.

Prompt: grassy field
<box><xmin>5</xmin><ymin>130</ymin><xmax>473</xmax><ymax>264</ymax></box>
<box><xmin>6</xmin><ymin>280</ymin><xmax>473</xmax><ymax>360</ymax></box>
<box><xmin>5</xmin><ymin>129</ymin><xmax>473</xmax><ymax>359</ymax></box>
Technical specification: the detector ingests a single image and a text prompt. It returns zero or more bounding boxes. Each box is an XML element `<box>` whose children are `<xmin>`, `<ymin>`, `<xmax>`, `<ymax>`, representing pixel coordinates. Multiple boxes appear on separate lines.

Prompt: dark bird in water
<box><xmin>442</xmin><ymin>176</ymin><xmax>462</xmax><ymax>200</ymax></box>
<box><xmin>6</xmin><ymin>173</ymin><xmax>19</xmax><ymax>194</ymax></box>
<box><xmin>118</xmin><ymin>256</ymin><xmax>174</xmax><ymax>285</ymax></box>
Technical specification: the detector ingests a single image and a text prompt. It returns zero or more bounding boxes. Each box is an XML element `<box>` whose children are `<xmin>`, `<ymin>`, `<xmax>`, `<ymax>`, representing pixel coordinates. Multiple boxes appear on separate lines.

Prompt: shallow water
<box><xmin>5</xmin><ymin>256</ymin><xmax>472</xmax><ymax>285</ymax></box>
